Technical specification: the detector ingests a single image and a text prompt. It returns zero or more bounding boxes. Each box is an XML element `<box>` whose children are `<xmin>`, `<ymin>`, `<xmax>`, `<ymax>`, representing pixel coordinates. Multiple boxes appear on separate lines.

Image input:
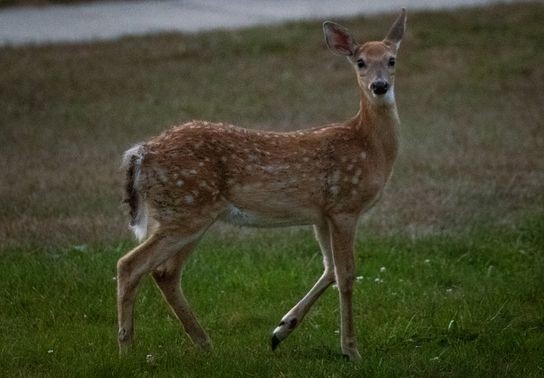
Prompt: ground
<box><xmin>0</xmin><ymin>0</ymin><xmax>112</xmax><ymax>7</ymax></box>
<box><xmin>0</xmin><ymin>3</ymin><xmax>543</xmax><ymax>376</ymax></box>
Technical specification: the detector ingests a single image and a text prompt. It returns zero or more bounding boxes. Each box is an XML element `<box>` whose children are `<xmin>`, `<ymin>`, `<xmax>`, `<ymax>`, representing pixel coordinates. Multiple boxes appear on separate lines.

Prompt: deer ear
<box><xmin>323</xmin><ymin>21</ymin><xmax>357</xmax><ymax>56</ymax></box>
<box><xmin>384</xmin><ymin>8</ymin><xmax>407</xmax><ymax>49</ymax></box>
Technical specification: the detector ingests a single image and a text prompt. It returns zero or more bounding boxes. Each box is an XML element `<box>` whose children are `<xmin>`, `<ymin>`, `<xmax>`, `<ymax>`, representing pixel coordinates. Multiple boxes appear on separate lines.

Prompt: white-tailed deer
<box><xmin>118</xmin><ymin>9</ymin><xmax>406</xmax><ymax>361</ymax></box>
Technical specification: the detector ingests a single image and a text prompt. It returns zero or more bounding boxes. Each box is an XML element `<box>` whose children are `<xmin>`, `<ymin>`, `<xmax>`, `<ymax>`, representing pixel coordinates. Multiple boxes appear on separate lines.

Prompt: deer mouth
<box><xmin>372</xmin><ymin>87</ymin><xmax>388</xmax><ymax>96</ymax></box>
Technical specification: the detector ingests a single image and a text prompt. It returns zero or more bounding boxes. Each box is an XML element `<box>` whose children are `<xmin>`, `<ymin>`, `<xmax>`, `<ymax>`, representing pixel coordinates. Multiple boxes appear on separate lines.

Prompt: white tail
<box><xmin>121</xmin><ymin>144</ymin><xmax>148</xmax><ymax>242</ymax></box>
<box><xmin>117</xmin><ymin>9</ymin><xmax>407</xmax><ymax>361</ymax></box>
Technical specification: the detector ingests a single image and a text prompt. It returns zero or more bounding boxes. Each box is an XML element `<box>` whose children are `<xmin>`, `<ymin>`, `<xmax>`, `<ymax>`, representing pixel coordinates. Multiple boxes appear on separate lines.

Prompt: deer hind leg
<box><xmin>151</xmin><ymin>241</ymin><xmax>211</xmax><ymax>351</ymax></box>
<box><xmin>329</xmin><ymin>215</ymin><xmax>361</xmax><ymax>361</ymax></box>
<box><xmin>116</xmin><ymin>231</ymin><xmax>203</xmax><ymax>355</ymax></box>
<box><xmin>271</xmin><ymin>221</ymin><xmax>336</xmax><ymax>350</ymax></box>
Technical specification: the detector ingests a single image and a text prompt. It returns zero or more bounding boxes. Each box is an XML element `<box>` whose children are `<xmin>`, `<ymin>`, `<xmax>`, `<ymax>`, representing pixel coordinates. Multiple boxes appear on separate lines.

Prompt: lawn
<box><xmin>0</xmin><ymin>2</ymin><xmax>543</xmax><ymax>376</ymax></box>
<box><xmin>1</xmin><ymin>219</ymin><xmax>543</xmax><ymax>376</ymax></box>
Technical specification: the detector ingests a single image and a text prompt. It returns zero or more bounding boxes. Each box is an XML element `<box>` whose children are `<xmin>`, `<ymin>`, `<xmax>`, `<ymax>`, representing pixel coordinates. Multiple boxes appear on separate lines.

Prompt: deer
<box><xmin>117</xmin><ymin>9</ymin><xmax>406</xmax><ymax>362</ymax></box>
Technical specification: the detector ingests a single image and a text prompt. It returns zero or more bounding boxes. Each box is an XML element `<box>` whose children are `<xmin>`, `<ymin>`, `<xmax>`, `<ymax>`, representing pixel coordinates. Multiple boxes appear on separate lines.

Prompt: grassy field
<box><xmin>0</xmin><ymin>3</ymin><xmax>543</xmax><ymax>376</ymax></box>
<box><xmin>1</xmin><ymin>219</ymin><xmax>543</xmax><ymax>376</ymax></box>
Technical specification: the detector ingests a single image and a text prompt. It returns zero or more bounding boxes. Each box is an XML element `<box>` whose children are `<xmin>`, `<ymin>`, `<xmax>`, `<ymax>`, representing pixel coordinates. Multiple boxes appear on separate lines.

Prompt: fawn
<box><xmin>118</xmin><ymin>9</ymin><xmax>406</xmax><ymax>361</ymax></box>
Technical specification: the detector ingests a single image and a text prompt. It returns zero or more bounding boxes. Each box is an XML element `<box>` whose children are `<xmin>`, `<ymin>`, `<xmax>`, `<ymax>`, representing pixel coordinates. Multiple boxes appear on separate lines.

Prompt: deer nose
<box><xmin>370</xmin><ymin>81</ymin><xmax>389</xmax><ymax>95</ymax></box>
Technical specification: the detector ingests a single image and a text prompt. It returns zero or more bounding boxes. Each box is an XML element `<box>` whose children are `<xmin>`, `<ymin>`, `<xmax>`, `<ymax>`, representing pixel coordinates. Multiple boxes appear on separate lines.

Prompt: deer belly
<box><xmin>220</xmin><ymin>203</ymin><xmax>317</xmax><ymax>227</ymax></box>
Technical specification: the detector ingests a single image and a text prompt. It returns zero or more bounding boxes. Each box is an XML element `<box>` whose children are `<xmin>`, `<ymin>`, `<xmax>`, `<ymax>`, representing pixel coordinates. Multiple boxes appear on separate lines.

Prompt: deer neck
<box><xmin>351</xmin><ymin>88</ymin><xmax>400</xmax><ymax>162</ymax></box>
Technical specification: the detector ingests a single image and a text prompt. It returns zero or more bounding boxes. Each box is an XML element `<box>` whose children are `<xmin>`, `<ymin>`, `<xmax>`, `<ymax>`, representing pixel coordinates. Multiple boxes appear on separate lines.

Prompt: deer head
<box><xmin>323</xmin><ymin>9</ymin><xmax>407</xmax><ymax>105</ymax></box>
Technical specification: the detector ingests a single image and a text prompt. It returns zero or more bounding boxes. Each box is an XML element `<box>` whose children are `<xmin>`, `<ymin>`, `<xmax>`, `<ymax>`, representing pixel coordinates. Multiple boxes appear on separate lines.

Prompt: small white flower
<box><xmin>73</xmin><ymin>244</ymin><xmax>88</xmax><ymax>252</ymax></box>
<box><xmin>47</xmin><ymin>349</ymin><xmax>54</xmax><ymax>354</ymax></box>
<box><xmin>146</xmin><ymin>354</ymin><xmax>155</xmax><ymax>364</ymax></box>
<box><xmin>446</xmin><ymin>288</ymin><xmax>453</xmax><ymax>293</ymax></box>
<box><xmin>112</xmin><ymin>276</ymin><xmax>117</xmax><ymax>281</ymax></box>
<box><xmin>424</xmin><ymin>259</ymin><xmax>431</xmax><ymax>264</ymax></box>
<box><xmin>430</xmin><ymin>356</ymin><xmax>440</xmax><ymax>361</ymax></box>
<box><xmin>356</xmin><ymin>275</ymin><xmax>364</xmax><ymax>281</ymax></box>
<box><xmin>334</xmin><ymin>330</ymin><xmax>340</xmax><ymax>334</ymax></box>
<box><xmin>380</xmin><ymin>267</ymin><xmax>386</xmax><ymax>273</ymax></box>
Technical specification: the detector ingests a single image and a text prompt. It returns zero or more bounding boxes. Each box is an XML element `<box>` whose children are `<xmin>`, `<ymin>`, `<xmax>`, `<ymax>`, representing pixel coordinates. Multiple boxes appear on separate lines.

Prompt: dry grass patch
<box><xmin>0</xmin><ymin>3</ymin><xmax>543</xmax><ymax>248</ymax></box>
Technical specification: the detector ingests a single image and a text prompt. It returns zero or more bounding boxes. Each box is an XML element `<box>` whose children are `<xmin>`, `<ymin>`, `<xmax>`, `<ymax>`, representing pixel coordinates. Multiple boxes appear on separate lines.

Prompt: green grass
<box><xmin>1</xmin><ymin>2</ymin><xmax>544</xmax><ymax>376</ymax></box>
<box><xmin>1</xmin><ymin>217</ymin><xmax>543</xmax><ymax>376</ymax></box>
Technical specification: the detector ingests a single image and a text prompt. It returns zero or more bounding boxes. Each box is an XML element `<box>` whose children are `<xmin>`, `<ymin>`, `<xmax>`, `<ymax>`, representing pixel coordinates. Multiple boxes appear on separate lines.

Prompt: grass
<box><xmin>0</xmin><ymin>2</ymin><xmax>543</xmax><ymax>376</ymax></box>
<box><xmin>1</xmin><ymin>217</ymin><xmax>543</xmax><ymax>376</ymax></box>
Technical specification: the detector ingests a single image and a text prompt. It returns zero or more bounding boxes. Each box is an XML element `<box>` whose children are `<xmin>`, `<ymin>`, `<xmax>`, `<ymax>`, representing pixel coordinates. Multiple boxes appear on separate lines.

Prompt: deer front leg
<box><xmin>330</xmin><ymin>215</ymin><xmax>361</xmax><ymax>361</ymax></box>
<box><xmin>151</xmin><ymin>242</ymin><xmax>212</xmax><ymax>351</ymax></box>
<box><xmin>271</xmin><ymin>222</ymin><xmax>335</xmax><ymax>350</ymax></box>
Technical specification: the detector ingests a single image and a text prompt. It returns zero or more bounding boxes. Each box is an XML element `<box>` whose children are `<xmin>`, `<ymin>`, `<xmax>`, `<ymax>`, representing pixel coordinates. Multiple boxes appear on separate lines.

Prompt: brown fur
<box><xmin>134</xmin><ymin>115</ymin><xmax>397</xmax><ymax>231</ymax></box>
<box><xmin>117</xmin><ymin>9</ymin><xmax>407</xmax><ymax>361</ymax></box>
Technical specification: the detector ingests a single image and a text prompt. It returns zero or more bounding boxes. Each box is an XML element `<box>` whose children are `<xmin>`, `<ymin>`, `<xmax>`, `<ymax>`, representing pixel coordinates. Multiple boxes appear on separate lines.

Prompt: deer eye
<box><xmin>356</xmin><ymin>58</ymin><xmax>366</xmax><ymax>68</ymax></box>
<box><xmin>388</xmin><ymin>57</ymin><xmax>396</xmax><ymax>67</ymax></box>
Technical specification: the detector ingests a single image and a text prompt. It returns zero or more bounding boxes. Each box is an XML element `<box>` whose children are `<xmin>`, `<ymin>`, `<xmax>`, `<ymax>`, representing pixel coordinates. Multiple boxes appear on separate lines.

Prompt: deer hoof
<box><xmin>342</xmin><ymin>349</ymin><xmax>362</xmax><ymax>362</ymax></box>
<box><xmin>271</xmin><ymin>334</ymin><xmax>281</xmax><ymax>351</ymax></box>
